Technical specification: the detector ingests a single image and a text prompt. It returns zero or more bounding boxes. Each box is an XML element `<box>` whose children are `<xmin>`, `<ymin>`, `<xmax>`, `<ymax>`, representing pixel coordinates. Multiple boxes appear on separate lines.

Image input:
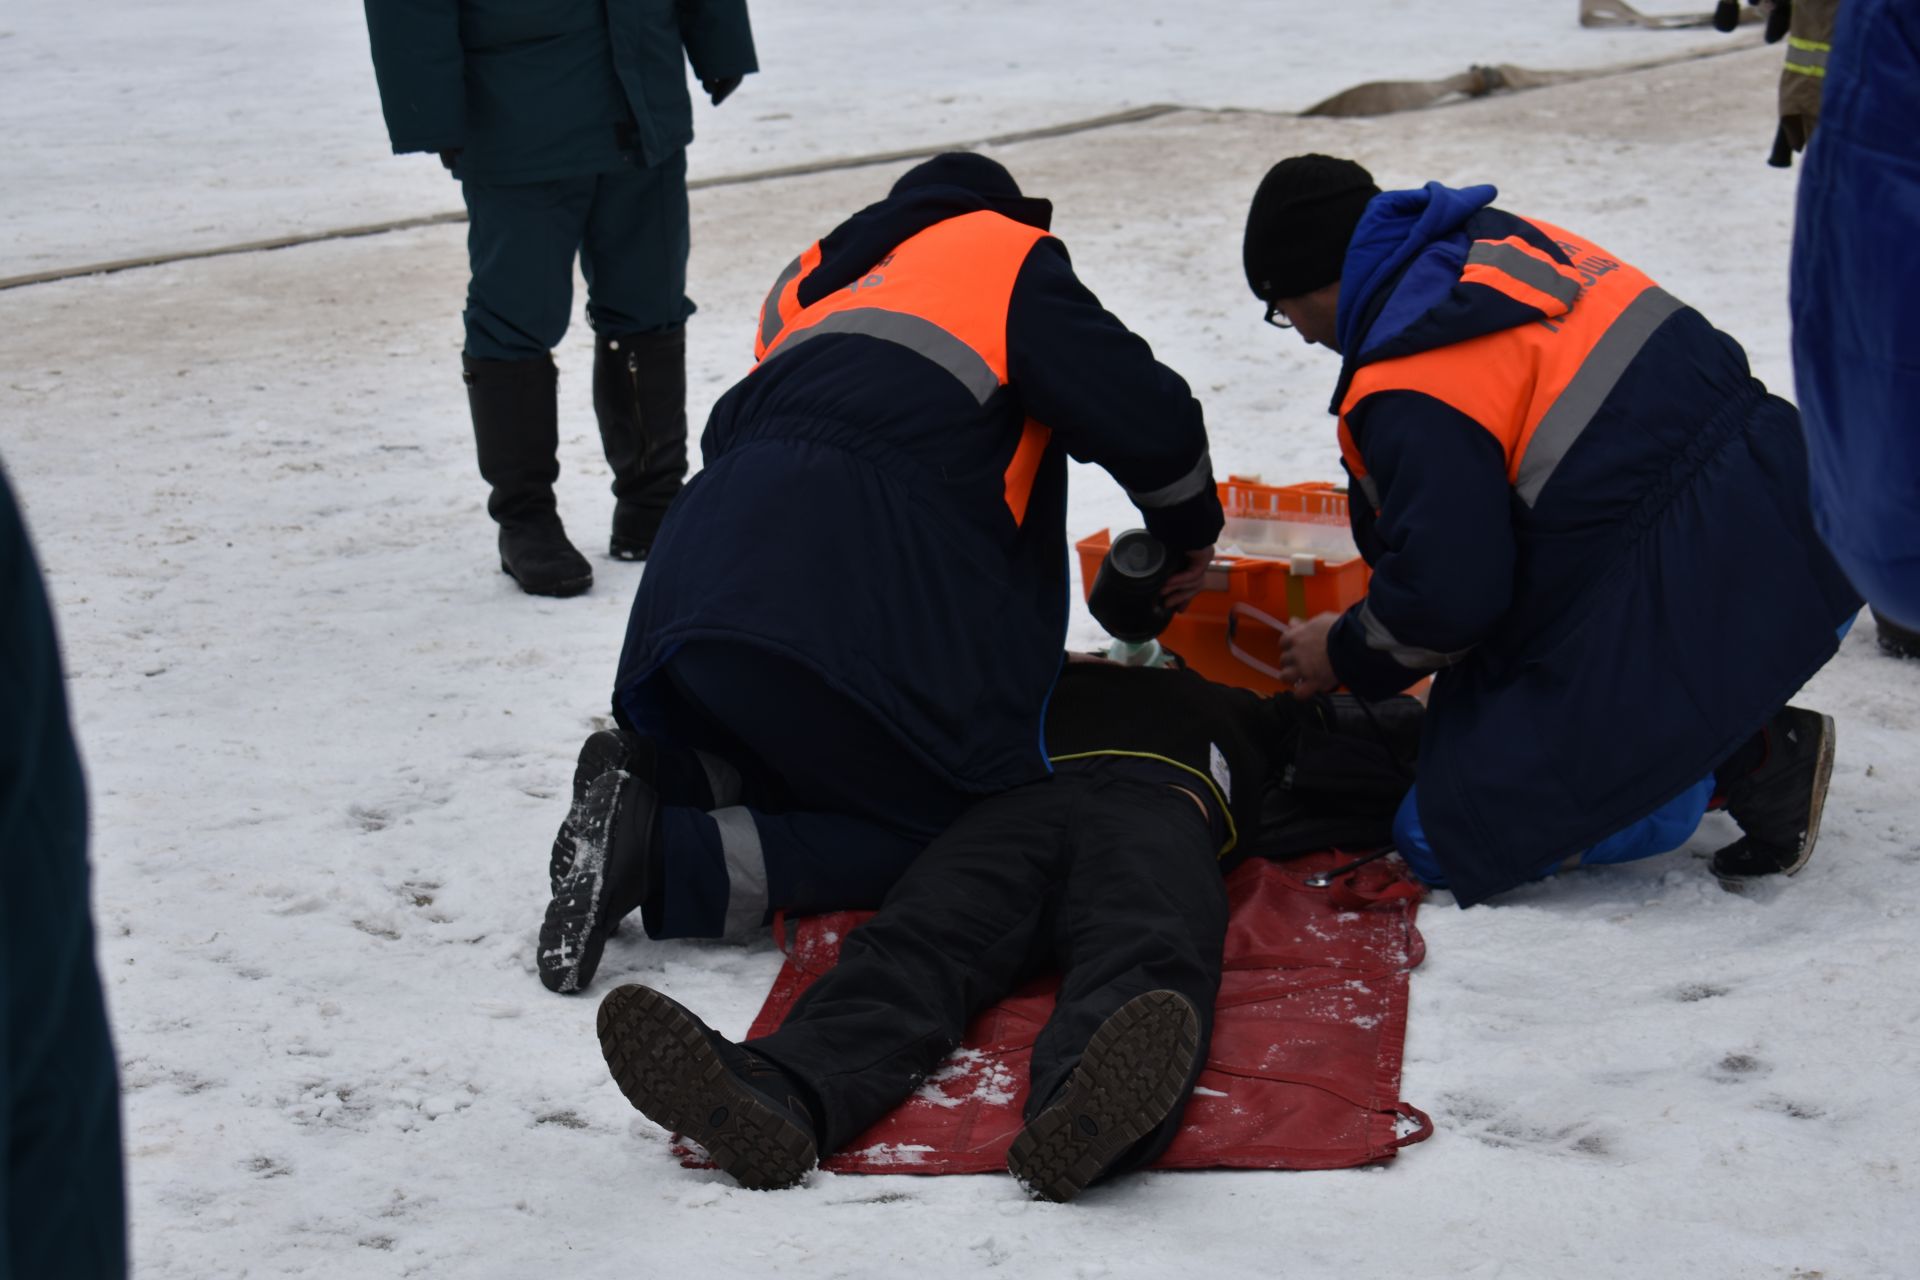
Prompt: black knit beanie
<box><xmin>890</xmin><ymin>151</ymin><xmax>1053</xmax><ymax>230</ymax></box>
<box><xmin>892</xmin><ymin>151</ymin><xmax>1025</xmax><ymax>201</ymax></box>
<box><xmin>1242</xmin><ymin>155</ymin><xmax>1381</xmax><ymax>301</ymax></box>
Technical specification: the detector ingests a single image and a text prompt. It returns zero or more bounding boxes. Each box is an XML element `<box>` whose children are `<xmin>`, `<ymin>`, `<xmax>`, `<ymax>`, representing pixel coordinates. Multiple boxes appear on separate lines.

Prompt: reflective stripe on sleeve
<box><xmin>1784</xmin><ymin>37</ymin><xmax>1830</xmax><ymax>77</ymax></box>
<box><xmin>763</xmin><ymin>308</ymin><xmax>1002</xmax><ymax>405</ymax></box>
<box><xmin>1128</xmin><ymin>448</ymin><xmax>1213</xmax><ymax>510</ymax></box>
<box><xmin>1358</xmin><ymin>599</ymin><xmax>1474</xmax><ymax>671</ymax></box>
<box><xmin>1514</xmin><ymin>286</ymin><xmax>1685</xmax><ymax>507</ymax></box>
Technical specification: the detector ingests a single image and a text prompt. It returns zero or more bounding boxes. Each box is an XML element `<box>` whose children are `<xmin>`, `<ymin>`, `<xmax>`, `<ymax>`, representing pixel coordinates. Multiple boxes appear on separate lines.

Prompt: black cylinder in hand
<box><xmin>1088</xmin><ymin>529</ymin><xmax>1175</xmax><ymax>643</ymax></box>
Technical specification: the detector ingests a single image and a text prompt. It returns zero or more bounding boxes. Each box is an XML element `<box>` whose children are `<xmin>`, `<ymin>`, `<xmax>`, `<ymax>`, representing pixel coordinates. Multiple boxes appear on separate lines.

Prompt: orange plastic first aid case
<box><xmin>1074</xmin><ymin>478</ymin><xmax>1371</xmax><ymax>695</ymax></box>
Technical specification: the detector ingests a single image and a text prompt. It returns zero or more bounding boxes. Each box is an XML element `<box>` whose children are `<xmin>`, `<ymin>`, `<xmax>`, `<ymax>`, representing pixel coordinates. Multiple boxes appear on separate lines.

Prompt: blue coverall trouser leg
<box><xmin>629</xmin><ymin>641</ymin><xmax>982</xmax><ymax>940</ymax></box>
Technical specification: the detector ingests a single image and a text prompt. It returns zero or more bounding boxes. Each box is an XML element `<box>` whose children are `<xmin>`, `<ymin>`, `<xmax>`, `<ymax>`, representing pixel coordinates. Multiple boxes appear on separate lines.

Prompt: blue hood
<box><xmin>1335</xmin><ymin>181</ymin><xmax>1498</xmax><ymax>357</ymax></box>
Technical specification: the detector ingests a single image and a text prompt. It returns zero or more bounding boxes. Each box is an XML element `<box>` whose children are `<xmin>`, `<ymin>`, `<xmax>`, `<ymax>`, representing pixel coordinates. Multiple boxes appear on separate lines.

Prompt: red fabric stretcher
<box><xmin>715</xmin><ymin>851</ymin><xmax>1431</xmax><ymax>1176</ymax></box>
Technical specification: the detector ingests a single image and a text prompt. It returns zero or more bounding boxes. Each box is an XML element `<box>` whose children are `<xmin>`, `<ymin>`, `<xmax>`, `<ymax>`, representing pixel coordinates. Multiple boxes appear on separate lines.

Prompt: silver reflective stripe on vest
<box><xmin>711</xmin><ymin>806</ymin><xmax>769</xmax><ymax>937</ymax></box>
<box><xmin>1467</xmin><ymin>241</ymin><xmax>1582</xmax><ymax>310</ymax></box>
<box><xmin>1514</xmin><ymin>286</ymin><xmax>1685</xmax><ymax>508</ymax></box>
<box><xmin>1358</xmin><ymin>599</ymin><xmax>1473</xmax><ymax>671</ymax></box>
<box><xmin>1129</xmin><ymin>448</ymin><xmax>1213</xmax><ymax>510</ymax></box>
<box><xmin>1355</xmin><ymin>473</ymin><xmax>1382</xmax><ymax>511</ymax></box>
<box><xmin>765</xmin><ymin>308</ymin><xmax>1001</xmax><ymax>405</ymax></box>
<box><xmin>758</xmin><ymin>254</ymin><xmax>806</xmax><ymax>349</ymax></box>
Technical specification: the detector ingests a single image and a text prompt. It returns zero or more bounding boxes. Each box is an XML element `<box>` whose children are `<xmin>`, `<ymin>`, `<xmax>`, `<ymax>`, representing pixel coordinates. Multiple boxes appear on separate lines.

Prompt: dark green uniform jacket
<box><xmin>2</xmin><ymin>466</ymin><xmax>126</xmax><ymax>1280</ymax></box>
<box><xmin>364</xmin><ymin>0</ymin><xmax>757</xmax><ymax>182</ymax></box>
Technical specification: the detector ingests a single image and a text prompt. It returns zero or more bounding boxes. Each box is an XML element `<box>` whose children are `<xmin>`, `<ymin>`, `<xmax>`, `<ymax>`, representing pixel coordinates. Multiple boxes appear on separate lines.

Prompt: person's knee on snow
<box><xmin>1391</xmin><ymin>702</ymin><xmax>1838</xmax><ymax>895</ymax></box>
<box><xmin>1241</xmin><ymin>155</ymin><xmax>1856</xmax><ymax>905</ymax></box>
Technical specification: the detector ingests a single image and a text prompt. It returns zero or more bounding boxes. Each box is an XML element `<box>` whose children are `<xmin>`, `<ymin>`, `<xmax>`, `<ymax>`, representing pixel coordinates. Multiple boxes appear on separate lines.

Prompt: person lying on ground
<box><xmin>537</xmin><ymin>151</ymin><xmax>1225</xmax><ymax>993</ymax></box>
<box><xmin>1243</xmin><ymin>154</ymin><xmax>1859</xmax><ymax>906</ymax></box>
<box><xmin>589</xmin><ymin>657</ymin><xmax>1422</xmax><ymax>1202</ymax></box>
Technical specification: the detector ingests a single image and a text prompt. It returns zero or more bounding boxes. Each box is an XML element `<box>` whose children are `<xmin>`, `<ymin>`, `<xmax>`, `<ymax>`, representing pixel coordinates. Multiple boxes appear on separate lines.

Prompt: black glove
<box><xmin>438</xmin><ymin>147</ymin><xmax>462</xmax><ymax>172</ymax></box>
<box><xmin>702</xmin><ymin>75</ymin><xmax>741</xmax><ymax>106</ymax></box>
<box><xmin>1765</xmin><ymin>0</ymin><xmax>1792</xmax><ymax>43</ymax></box>
<box><xmin>1713</xmin><ymin>0</ymin><xmax>1741</xmax><ymax>32</ymax></box>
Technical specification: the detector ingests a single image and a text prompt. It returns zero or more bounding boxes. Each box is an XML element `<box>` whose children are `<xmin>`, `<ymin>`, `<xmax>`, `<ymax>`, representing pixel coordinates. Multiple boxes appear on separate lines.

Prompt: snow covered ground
<box><xmin>0</xmin><ymin>0</ymin><xmax>1749</xmax><ymax>279</ymax></box>
<box><xmin>4</xmin><ymin>4</ymin><xmax>1918</xmax><ymax>1278</ymax></box>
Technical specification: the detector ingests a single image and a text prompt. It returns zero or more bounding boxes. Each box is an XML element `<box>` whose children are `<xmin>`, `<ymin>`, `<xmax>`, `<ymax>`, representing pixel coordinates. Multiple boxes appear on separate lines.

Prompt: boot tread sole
<box><xmin>550</xmin><ymin>732</ymin><xmax>638</xmax><ymax>893</ymax></box>
<box><xmin>537</xmin><ymin>772</ymin><xmax>624</xmax><ymax>994</ymax></box>
<box><xmin>1006</xmin><ymin>990</ymin><xmax>1201</xmax><ymax>1203</ymax></box>
<box><xmin>597</xmin><ymin>985</ymin><xmax>816</xmax><ymax>1191</ymax></box>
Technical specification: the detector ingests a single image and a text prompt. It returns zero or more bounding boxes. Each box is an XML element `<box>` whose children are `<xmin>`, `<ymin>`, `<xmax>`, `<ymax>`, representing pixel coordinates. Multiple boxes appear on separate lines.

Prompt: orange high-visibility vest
<box><xmin>1337</xmin><ymin>220</ymin><xmax>1685</xmax><ymax>514</ymax></box>
<box><xmin>753</xmin><ymin>210</ymin><xmax>1056</xmax><ymax>526</ymax></box>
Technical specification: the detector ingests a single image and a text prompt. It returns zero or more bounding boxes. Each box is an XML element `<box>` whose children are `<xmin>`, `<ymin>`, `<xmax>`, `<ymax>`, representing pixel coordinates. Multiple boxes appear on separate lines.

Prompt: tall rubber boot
<box><xmin>594</xmin><ymin>327</ymin><xmax>689</xmax><ymax>561</ymax></box>
<box><xmin>463</xmin><ymin>353</ymin><xmax>593</xmax><ymax>597</ymax></box>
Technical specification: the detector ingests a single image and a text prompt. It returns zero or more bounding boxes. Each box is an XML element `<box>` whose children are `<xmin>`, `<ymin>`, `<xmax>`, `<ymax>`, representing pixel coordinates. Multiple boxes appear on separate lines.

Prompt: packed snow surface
<box><xmin>3</xmin><ymin>3</ymin><xmax>1917</xmax><ymax>1278</ymax></box>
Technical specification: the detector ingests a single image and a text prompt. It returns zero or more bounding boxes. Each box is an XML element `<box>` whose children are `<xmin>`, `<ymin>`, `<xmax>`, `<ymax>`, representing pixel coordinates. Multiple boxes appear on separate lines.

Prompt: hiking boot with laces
<box><xmin>1711</xmin><ymin>706</ymin><xmax>1837</xmax><ymax>882</ymax></box>
<box><xmin>597</xmin><ymin>984</ymin><xmax>818</xmax><ymax>1190</ymax></box>
<box><xmin>1006</xmin><ymin>989</ymin><xmax>1201</xmax><ymax>1203</ymax></box>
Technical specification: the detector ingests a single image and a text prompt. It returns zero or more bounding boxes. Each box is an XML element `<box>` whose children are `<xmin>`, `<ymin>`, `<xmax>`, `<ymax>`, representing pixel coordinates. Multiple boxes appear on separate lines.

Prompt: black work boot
<box><xmin>1711</xmin><ymin>706</ymin><xmax>1838</xmax><ymax>882</ymax></box>
<box><xmin>549</xmin><ymin>729</ymin><xmax>653</xmax><ymax>895</ymax></box>
<box><xmin>464</xmin><ymin>353</ymin><xmax>593</xmax><ymax>597</ymax></box>
<box><xmin>597</xmin><ymin>984</ymin><xmax>819</xmax><ymax>1190</ymax></box>
<box><xmin>537</xmin><ymin>768</ymin><xmax>660</xmax><ymax>994</ymax></box>
<box><xmin>1006</xmin><ymin>990</ymin><xmax>1201</xmax><ymax>1203</ymax></box>
<box><xmin>1874</xmin><ymin>609</ymin><xmax>1920</xmax><ymax>660</ymax></box>
<box><xmin>593</xmin><ymin>328</ymin><xmax>689</xmax><ymax>561</ymax></box>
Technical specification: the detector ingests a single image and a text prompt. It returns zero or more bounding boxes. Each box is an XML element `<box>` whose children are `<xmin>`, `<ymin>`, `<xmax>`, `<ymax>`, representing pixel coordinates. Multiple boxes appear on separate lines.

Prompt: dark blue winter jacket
<box><xmin>1791</xmin><ymin>0</ymin><xmax>1920</xmax><ymax>628</ymax></box>
<box><xmin>364</xmin><ymin>0</ymin><xmax>756</xmax><ymax>182</ymax></box>
<box><xmin>613</xmin><ymin>161</ymin><xmax>1223</xmax><ymax>794</ymax></box>
<box><xmin>1324</xmin><ymin>183</ymin><xmax>1859</xmax><ymax>905</ymax></box>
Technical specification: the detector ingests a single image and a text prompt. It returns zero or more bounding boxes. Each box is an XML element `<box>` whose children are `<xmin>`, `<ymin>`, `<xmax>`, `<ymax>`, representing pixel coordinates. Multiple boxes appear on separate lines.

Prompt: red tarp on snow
<box><xmin>714</xmin><ymin>851</ymin><xmax>1431</xmax><ymax>1176</ymax></box>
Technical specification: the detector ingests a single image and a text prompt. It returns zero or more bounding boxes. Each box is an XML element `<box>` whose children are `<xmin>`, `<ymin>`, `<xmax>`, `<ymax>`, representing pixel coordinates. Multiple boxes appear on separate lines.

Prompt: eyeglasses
<box><xmin>1262</xmin><ymin>299</ymin><xmax>1294</xmax><ymax>330</ymax></box>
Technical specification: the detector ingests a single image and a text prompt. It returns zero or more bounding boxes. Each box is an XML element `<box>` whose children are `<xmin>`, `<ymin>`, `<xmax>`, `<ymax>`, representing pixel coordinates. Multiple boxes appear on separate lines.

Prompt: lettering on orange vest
<box><xmin>1338</xmin><ymin>219</ymin><xmax>1683</xmax><ymax>510</ymax></box>
<box><xmin>750</xmin><ymin>211</ymin><xmax>1056</xmax><ymax>525</ymax></box>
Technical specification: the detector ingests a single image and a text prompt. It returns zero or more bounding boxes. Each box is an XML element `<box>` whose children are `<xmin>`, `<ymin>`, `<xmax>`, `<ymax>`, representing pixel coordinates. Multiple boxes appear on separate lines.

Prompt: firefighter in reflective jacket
<box><xmin>1242</xmin><ymin>154</ymin><xmax>1860</xmax><ymax>908</ymax></box>
<box><xmin>536</xmin><ymin>153</ymin><xmax>1224</xmax><ymax>990</ymax></box>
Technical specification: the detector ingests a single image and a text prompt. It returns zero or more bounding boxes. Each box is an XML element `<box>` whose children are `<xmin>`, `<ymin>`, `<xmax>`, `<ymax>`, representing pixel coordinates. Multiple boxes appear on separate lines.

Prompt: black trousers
<box><xmin>748</xmin><ymin>758</ymin><xmax>1229</xmax><ymax>1167</ymax></box>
